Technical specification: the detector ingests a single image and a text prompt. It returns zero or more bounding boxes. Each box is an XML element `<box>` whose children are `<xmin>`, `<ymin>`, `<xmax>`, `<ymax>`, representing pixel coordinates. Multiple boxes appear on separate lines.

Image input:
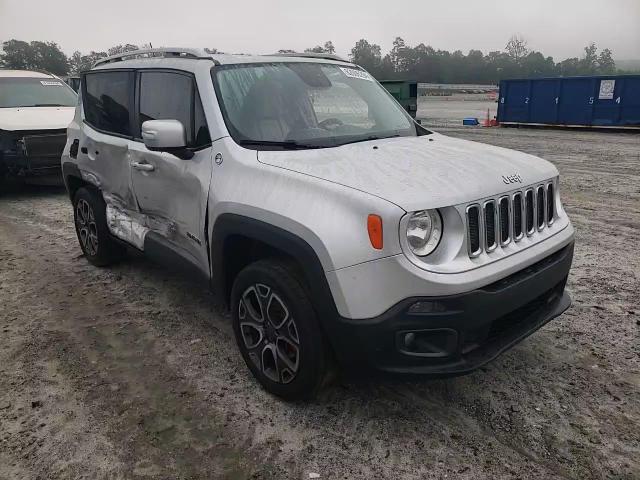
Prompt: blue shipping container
<box><xmin>497</xmin><ymin>75</ymin><xmax>640</xmax><ymax>129</ymax></box>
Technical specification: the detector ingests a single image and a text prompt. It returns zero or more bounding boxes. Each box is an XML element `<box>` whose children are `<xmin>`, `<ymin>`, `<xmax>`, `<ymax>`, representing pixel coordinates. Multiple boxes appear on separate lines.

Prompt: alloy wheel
<box><xmin>238</xmin><ymin>283</ymin><xmax>300</xmax><ymax>384</ymax></box>
<box><xmin>76</xmin><ymin>198</ymin><xmax>99</xmax><ymax>256</ymax></box>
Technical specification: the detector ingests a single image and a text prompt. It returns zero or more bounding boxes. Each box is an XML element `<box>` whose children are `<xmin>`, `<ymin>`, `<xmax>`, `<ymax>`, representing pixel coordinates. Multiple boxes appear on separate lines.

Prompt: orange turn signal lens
<box><xmin>367</xmin><ymin>214</ymin><xmax>383</xmax><ymax>250</ymax></box>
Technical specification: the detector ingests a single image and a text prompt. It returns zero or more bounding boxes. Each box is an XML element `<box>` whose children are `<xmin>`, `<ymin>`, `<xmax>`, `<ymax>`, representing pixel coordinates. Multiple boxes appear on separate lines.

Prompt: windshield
<box><xmin>0</xmin><ymin>77</ymin><xmax>77</xmax><ymax>108</ymax></box>
<box><xmin>213</xmin><ymin>62</ymin><xmax>428</xmax><ymax>149</ymax></box>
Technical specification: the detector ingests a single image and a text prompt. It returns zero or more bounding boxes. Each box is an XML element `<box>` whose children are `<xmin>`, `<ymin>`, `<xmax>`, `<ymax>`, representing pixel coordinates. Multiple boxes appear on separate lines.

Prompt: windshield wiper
<box><xmin>238</xmin><ymin>139</ymin><xmax>320</xmax><ymax>150</ymax></box>
<box><xmin>33</xmin><ymin>103</ymin><xmax>68</xmax><ymax>107</ymax></box>
<box><xmin>337</xmin><ymin>134</ymin><xmax>401</xmax><ymax>147</ymax></box>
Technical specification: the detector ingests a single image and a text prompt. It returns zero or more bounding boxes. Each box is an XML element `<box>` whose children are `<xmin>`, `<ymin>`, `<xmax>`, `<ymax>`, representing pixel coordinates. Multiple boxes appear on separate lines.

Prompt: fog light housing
<box><xmin>397</xmin><ymin>328</ymin><xmax>458</xmax><ymax>358</ymax></box>
<box><xmin>407</xmin><ymin>301</ymin><xmax>447</xmax><ymax>314</ymax></box>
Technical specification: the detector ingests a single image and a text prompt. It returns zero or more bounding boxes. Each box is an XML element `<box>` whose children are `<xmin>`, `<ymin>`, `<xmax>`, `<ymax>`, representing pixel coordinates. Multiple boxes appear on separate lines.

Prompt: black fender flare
<box><xmin>210</xmin><ymin>213</ymin><xmax>342</xmax><ymax>333</ymax></box>
<box><xmin>61</xmin><ymin>161</ymin><xmax>83</xmax><ymax>199</ymax></box>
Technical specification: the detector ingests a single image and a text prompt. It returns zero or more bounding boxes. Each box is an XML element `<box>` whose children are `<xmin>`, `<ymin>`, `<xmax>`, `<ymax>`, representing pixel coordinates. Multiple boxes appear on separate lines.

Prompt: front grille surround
<box><xmin>466</xmin><ymin>180</ymin><xmax>558</xmax><ymax>258</ymax></box>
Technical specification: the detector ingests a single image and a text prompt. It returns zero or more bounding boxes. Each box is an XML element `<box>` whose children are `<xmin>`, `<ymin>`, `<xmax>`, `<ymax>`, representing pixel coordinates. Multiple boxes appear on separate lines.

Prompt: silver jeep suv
<box><xmin>61</xmin><ymin>48</ymin><xmax>574</xmax><ymax>399</ymax></box>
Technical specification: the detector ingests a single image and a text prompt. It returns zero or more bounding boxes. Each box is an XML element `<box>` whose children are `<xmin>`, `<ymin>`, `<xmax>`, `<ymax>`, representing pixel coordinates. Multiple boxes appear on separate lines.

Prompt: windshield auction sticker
<box><xmin>340</xmin><ymin>67</ymin><xmax>373</xmax><ymax>81</ymax></box>
<box><xmin>40</xmin><ymin>81</ymin><xmax>64</xmax><ymax>87</ymax></box>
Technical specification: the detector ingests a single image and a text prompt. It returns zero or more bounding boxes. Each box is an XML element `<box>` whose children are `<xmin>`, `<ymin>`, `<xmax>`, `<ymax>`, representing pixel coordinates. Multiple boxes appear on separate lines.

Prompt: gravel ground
<box><xmin>1</xmin><ymin>125</ymin><xmax>639</xmax><ymax>480</ymax></box>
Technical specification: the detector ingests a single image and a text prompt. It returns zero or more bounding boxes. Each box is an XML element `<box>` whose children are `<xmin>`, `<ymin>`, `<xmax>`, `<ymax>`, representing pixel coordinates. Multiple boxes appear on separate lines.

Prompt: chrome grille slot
<box><xmin>536</xmin><ymin>185</ymin><xmax>545</xmax><ymax>230</ymax></box>
<box><xmin>466</xmin><ymin>205</ymin><xmax>481</xmax><ymax>257</ymax></box>
<box><xmin>465</xmin><ymin>180</ymin><xmax>557</xmax><ymax>258</ymax></box>
<box><xmin>525</xmin><ymin>189</ymin><xmax>535</xmax><ymax>235</ymax></box>
<box><xmin>484</xmin><ymin>200</ymin><xmax>497</xmax><ymax>252</ymax></box>
<box><xmin>512</xmin><ymin>192</ymin><xmax>524</xmax><ymax>240</ymax></box>
<box><xmin>498</xmin><ymin>196</ymin><xmax>510</xmax><ymax>245</ymax></box>
<box><xmin>547</xmin><ymin>183</ymin><xmax>555</xmax><ymax>225</ymax></box>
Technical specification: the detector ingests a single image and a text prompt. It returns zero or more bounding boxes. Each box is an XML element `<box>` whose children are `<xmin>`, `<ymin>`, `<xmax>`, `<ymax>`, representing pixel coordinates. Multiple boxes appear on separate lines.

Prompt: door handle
<box><xmin>131</xmin><ymin>161</ymin><xmax>155</xmax><ymax>172</ymax></box>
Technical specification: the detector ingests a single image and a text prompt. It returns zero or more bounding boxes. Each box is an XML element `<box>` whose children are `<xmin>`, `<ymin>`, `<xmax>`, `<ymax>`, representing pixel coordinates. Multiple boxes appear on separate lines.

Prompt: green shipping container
<box><xmin>380</xmin><ymin>80</ymin><xmax>418</xmax><ymax>118</ymax></box>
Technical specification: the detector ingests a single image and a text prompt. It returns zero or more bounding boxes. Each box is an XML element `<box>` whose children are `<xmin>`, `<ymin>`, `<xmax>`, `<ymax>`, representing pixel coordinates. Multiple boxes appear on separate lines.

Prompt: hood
<box><xmin>0</xmin><ymin>107</ymin><xmax>75</xmax><ymax>131</ymax></box>
<box><xmin>258</xmin><ymin>133</ymin><xmax>559</xmax><ymax>211</ymax></box>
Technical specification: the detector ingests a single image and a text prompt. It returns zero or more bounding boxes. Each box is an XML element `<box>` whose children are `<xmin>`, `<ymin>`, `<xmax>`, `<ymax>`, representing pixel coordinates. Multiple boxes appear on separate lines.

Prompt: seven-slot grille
<box><xmin>466</xmin><ymin>182</ymin><xmax>556</xmax><ymax>258</ymax></box>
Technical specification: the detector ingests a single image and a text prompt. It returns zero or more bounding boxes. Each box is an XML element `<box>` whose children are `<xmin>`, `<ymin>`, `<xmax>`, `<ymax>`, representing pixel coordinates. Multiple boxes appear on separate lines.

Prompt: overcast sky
<box><xmin>1</xmin><ymin>0</ymin><xmax>639</xmax><ymax>60</ymax></box>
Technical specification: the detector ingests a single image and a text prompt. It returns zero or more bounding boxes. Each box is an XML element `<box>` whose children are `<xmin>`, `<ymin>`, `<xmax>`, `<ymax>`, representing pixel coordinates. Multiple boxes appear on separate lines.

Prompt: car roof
<box><xmin>91</xmin><ymin>48</ymin><xmax>355</xmax><ymax>72</ymax></box>
<box><xmin>0</xmin><ymin>69</ymin><xmax>57</xmax><ymax>78</ymax></box>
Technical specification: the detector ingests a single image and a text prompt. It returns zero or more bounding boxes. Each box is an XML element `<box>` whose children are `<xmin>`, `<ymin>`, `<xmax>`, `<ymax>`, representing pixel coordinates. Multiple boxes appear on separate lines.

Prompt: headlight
<box><xmin>406</xmin><ymin>210</ymin><xmax>442</xmax><ymax>256</ymax></box>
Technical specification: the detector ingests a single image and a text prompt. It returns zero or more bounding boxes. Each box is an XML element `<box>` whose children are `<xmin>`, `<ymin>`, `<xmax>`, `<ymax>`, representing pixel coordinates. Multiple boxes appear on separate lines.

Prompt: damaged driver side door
<box><xmin>129</xmin><ymin>70</ymin><xmax>213</xmax><ymax>277</ymax></box>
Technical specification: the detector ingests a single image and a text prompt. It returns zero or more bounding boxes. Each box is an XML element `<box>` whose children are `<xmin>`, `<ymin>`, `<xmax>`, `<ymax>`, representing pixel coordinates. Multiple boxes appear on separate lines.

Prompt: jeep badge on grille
<box><xmin>502</xmin><ymin>173</ymin><xmax>523</xmax><ymax>184</ymax></box>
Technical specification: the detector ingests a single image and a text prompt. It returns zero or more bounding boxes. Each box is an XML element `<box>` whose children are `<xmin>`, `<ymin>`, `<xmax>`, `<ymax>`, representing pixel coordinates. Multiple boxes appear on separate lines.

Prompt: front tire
<box><xmin>231</xmin><ymin>259</ymin><xmax>329</xmax><ymax>400</ymax></box>
<box><xmin>72</xmin><ymin>187</ymin><xmax>125</xmax><ymax>266</ymax></box>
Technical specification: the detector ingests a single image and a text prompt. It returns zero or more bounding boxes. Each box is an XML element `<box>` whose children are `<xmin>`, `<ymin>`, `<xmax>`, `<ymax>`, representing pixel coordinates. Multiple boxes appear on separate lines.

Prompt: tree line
<box><xmin>349</xmin><ymin>36</ymin><xmax>623</xmax><ymax>83</ymax></box>
<box><xmin>0</xmin><ymin>36</ymin><xmax>636</xmax><ymax>84</ymax></box>
<box><xmin>0</xmin><ymin>40</ymin><xmax>151</xmax><ymax>76</ymax></box>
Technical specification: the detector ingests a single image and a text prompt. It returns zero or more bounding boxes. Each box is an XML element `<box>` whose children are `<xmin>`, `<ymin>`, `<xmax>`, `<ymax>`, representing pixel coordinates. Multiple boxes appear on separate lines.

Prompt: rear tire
<box><xmin>72</xmin><ymin>187</ymin><xmax>125</xmax><ymax>266</ymax></box>
<box><xmin>231</xmin><ymin>259</ymin><xmax>329</xmax><ymax>400</ymax></box>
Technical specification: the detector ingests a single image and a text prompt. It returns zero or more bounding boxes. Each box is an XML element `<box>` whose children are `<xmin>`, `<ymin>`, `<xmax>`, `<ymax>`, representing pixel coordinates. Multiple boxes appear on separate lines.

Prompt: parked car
<box><xmin>1</xmin><ymin>69</ymin><xmax>77</xmax><ymax>185</ymax></box>
<box><xmin>61</xmin><ymin>48</ymin><xmax>574</xmax><ymax>399</ymax></box>
<box><xmin>62</xmin><ymin>76</ymin><xmax>81</xmax><ymax>92</ymax></box>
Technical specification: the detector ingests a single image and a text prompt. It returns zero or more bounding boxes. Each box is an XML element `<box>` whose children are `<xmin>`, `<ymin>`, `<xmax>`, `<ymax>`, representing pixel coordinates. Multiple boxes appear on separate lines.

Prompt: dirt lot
<box><xmin>1</xmin><ymin>125</ymin><xmax>639</xmax><ymax>480</ymax></box>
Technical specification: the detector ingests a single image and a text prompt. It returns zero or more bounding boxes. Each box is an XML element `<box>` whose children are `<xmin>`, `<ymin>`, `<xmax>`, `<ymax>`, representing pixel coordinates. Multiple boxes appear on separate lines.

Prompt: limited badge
<box><xmin>215</xmin><ymin>153</ymin><xmax>223</xmax><ymax>165</ymax></box>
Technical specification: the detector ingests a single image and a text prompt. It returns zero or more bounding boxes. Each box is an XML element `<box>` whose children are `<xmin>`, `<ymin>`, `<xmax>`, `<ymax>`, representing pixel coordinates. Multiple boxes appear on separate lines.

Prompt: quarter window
<box><xmin>83</xmin><ymin>71</ymin><xmax>133</xmax><ymax>136</ymax></box>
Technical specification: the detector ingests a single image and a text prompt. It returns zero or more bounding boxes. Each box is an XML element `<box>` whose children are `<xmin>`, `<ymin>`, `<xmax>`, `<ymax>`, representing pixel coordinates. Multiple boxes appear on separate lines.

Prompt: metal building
<box><xmin>498</xmin><ymin>75</ymin><xmax>640</xmax><ymax>129</ymax></box>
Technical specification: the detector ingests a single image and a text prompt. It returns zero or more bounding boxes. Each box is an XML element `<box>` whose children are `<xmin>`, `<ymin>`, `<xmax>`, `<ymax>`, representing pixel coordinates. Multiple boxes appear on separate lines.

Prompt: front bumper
<box><xmin>326</xmin><ymin>242</ymin><xmax>574</xmax><ymax>376</ymax></box>
<box><xmin>0</xmin><ymin>130</ymin><xmax>66</xmax><ymax>179</ymax></box>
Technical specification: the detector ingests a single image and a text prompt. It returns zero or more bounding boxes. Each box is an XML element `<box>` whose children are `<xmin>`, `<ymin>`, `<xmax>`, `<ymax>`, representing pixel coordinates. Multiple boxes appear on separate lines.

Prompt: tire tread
<box><xmin>231</xmin><ymin>258</ymin><xmax>330</xmax><ymax>400</ymax></box>
<box><xmin>73</xmin><ymin>186</ymin><xmax>125</xmax><ymax>267</ymax></box>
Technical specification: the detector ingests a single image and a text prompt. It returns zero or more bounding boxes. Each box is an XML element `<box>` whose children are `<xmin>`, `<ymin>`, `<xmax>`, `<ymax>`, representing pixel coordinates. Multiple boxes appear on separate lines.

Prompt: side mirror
<box><xmin>141</xmin><ymin>119</ymin><xmax>193</xmax><ymax>159</ymax></box>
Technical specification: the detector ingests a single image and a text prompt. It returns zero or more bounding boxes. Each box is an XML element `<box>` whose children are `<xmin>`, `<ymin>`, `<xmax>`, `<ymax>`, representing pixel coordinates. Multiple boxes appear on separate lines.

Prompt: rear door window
<box><xmin>83</xmin><ymin>71</ymin><xmax>133</xmax><ymax>136</ymax></box>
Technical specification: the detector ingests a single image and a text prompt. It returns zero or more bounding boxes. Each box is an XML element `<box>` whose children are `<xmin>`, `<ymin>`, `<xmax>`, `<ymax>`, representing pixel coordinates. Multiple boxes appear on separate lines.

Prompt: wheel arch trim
<box><xmin>62</xmin><ymin>161</ymin><xmax>83</xmax><ymax>199</ymax></box>
<box><xmin>210</xmin><ymin>213</ymin><xmax>345</xmax><ymax>324</ymax></box>
<box><xmin>62</xmin><ymin>161</ymin><xmax>101</xmax><ymax>200</ymax></box>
